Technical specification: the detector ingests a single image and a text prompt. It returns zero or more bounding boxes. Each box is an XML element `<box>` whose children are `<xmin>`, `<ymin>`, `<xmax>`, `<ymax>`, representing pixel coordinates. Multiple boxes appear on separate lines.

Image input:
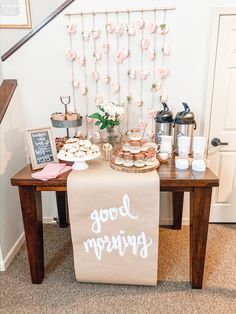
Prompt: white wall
<box><xmin>0</xmin><ymin>0</ymin><xmax>63</xmax><ymax>56</ymax></box>
<box><xmin>1</xmin><ymin>0</ymin><xmax>236</xmax><ymax>264</ymax></box>
<box><xmin>0</xmin><ymin>86</ymin><xmax>27</xmax><ymax>267</ymax></box>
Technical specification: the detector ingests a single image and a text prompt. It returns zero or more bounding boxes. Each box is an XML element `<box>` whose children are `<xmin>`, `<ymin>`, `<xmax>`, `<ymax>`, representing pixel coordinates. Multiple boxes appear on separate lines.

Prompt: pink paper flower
<box><xmin>138</xmin><ymin>119</ymin><xmax>146</xmax><ymax>129</ymax></box>
<box><xmin>82</xmin><ymin>31</ymin><xmax>90</xmax><ymax>41</ymax></box>
<box><xmin>158</xmin><ymin>66</ymin><xmax>168</xmax><ymax>79</ymax></box>
<box><xmin>128</xmin><ymin>69</ymin><xmax>136</xmax><ymax>79</ymax></box>
<box><xmin>113</xmin><ymin>83</ymin><xmax>120</xmax><ymax>93</ymax></box>
<box><xmin>148</xmin><ymin>23</ymin><xmax>157</xmax><ymax>34</ymax></box>
<box><xmin>151</xmin><ymin>82</ymin><xmax>161</xmax><ymax>92</ymax></box>
<box><xmin>158</xmin><ymin>24</ymin><xmax>169</xmax><ymax>35</ymax></box>
<box><xmin>95</xmin><ymin>95</ymin><xmax>104</xmax><ymax>105</ymax></box>
<box><xmin>102</xmin><ymin>75</ymin><xmax>110</xmax><ymax>84</ymax></box>
<box><xmin>77</xmin><ymin>55</ymin><xmax>85</xmax><ymax>66</ymax></box>
<box><xmin>87</xmin><ymin>116</ymin><xmax>93</xmax><ymax>124</ymax></box>
<box><xmin>91</xmin><ymin>29</ymin><xmax>100</xmax><ymax>39</ymax></box>
<box><xmin>72</xmin><ymin>80</ymin><xmax>80</xmax><ymax>88</ymax></box>
<box><xmin>66</xmin><ymin>49</ymin><xmax>76</xmax><ymax>61</ymax></box>
<box><xmin>141</xmin><ymin>38</ymin><xmax>150</xmax><ymax>50</ymax></box>
<box><xmin>93</xmin><ymin>51</ymin><xmax>101</xmax><ymax>63</ymax></box>
<box><xmin>91</xmin><ymin>71</ymin><xmax>99</xmax><ymax>81</ymax></box>
<box><xmin>80</xmin><ymin>86</ymin><xmax>88</xmax><ymax>96</ymax></box>
<box><xmin>118</xmin><ymin>112</ymin><xmax>125</xmax><ymax>121</ymax></box>
<box><xmin>116</xmin><ymin>49</ymin><xmax>129</xmax><ymax>63</ymax></box>
<box><xmin>162</xmin><ymin>43</ymin><xmax>170</xmax><ymax>55</ymax></box>
<box><xmin>106</xmin><ymin>22</ymin><xmax>114</xmax><ymax>33</ymax></box>
<box><xmin>67</xmin><ymin>22</ymin><xmax>77</xmax><ymax>34</ymax></box>
<box><xmin>103</xmin><ymin>42</ymin><xmax>110</xmax><ymax>53</ymax></box>
<box><xmin>127</xmin><ymin>25</ymin><xmax>136</xmax><ymax>36</ymax></box>
<box><xmin>160</xmin><ymin>94</ymin><xmax>168</xmax><ymax>102</ymax></box>
<box><xmin>149</xmin><ymin>48</ymin><xmax>156</xmax><ymax>61</ymax></box>
<box><xmin>115</xmin><ymin>23</ymin><xmax>124</xmax><ymax>36</ymax></box>
<box><xmin>137</xmin><ymin>18</ymin><xmax>145</xmax><ymax>29</ymax></box>
<box><xmin>93</xmin><ymin>131</ymin><xmax>101</xmax><ymax>141</ymax></box>
<box><xmin>139</xmin><ymin>69</ymin><xmax>149</xmax><ymax>80</ymax></box>
<box><xmin>147</xmin><ymin>108</ymin><xmax>156</xmax><ymax>118</ymax></box>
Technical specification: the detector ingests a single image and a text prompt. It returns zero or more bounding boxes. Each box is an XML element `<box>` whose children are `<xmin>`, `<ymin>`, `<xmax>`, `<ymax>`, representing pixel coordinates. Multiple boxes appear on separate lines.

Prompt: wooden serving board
<box><xmin>110</xmin><ymin>158</ymin><xmax>160</xmax><ymax>173</ymax></box>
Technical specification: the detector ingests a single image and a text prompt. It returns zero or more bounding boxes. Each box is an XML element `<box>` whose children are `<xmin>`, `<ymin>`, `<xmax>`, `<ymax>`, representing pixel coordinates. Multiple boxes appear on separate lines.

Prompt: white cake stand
<box><xmin>57</xmin><ymin>151</ymin><xmax>101</xmax><ymax>170</ymax></box>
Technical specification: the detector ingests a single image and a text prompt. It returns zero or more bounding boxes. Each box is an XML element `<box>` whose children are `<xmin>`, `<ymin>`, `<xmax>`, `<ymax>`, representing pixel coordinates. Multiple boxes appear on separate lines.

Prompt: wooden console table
<box><xmin>11</xmin><ymin>160</ymin><xmax>219</xmax><ymax>289</ymax></box>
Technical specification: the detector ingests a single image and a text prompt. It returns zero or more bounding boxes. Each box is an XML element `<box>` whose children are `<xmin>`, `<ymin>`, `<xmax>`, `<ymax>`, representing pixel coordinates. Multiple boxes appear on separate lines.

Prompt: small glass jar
<box><xmin>140</xmin><ymin>139</ymin><xmax>148</xmax><ymax>152</ymax></box>
<box><xmin>114</xmin><ymin>151</ymin><xmax>124</xmax><ymax>165</ymax></box>
<box><xmin>145</xmin><ymin>151</ymin><xmax>156</xmax><ymax>166</ymax></box>
<box><xmin>129</xmin><ymin>141</ymin><xmax>141</xmax><ymax>154</ymax></box>
<box><xmin>122</xmin><ymin>136</ymin><xmax>130</xmax><ymax>152</ymax></box>
<box><xmin>134</xmin><ymin>153</ymin><xmax>145</xmax><ymax>167</ymax></box>
<box><xmin>129</xmin><ymin>128</ymin><xmax>141</xmax><ymax>141</ymax></box>
<box><xmin>123</xmin><ymin>153</ymin><xmax>134</xmax><ymax>167</ymax></box>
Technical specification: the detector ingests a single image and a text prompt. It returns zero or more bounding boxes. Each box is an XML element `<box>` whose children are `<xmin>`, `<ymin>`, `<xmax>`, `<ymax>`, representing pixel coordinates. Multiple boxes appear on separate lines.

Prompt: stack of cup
<box><xmin>159</xmin><ymin>135</ymin><xmax>173</xmax><ymax>161</ymax></box>
<box><xmin>192</xmin><ymin>136</ymin><xmax>206</xmax><ymax>171</ymax></box>
<box><xmin>175</xmin><ymin>136</ymin><xmax>190</xmax><ymax>170</ymax></box>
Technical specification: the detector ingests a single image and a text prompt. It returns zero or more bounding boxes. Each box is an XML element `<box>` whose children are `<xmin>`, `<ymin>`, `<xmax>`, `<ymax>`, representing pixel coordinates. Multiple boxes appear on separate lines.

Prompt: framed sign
<box><xmin>0</xmin><ymin>0</ymin><xmax>32</xmax><ymax>29</ymax></box>
<box><xmin>26</xmin><ymin>127</ymin><xmax>58</xmax><ymax>170</ymax></box>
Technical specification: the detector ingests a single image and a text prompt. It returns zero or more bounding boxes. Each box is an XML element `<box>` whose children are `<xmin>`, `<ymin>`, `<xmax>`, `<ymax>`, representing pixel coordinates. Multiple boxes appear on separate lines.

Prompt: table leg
<box><xmin>172</xmin><ymin>192</ymin><xmax>184</xmax><ymax>230</ymax></box>
<box><xmin>190</xmin><ymin>187</ymin><xmax>212</xmax><ymax>289</ymax></box>
<box><xmin>55</xmin><ymin>191</ymin><xmax>68</xmax><ymax>228</ymax></box>
<box><xmin>18</xmin><ymin>186</ymin><xmax>44</xmax><ymax>284</ymax></box>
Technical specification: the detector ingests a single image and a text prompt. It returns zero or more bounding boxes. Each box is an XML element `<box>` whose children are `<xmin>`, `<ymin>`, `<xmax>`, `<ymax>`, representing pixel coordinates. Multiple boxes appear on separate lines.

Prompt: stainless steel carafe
<box><xmin>154</xmin><ymin>102</ymin><xmax>173</xmax><ymax>144</ymax></box>
<box><xmin>173</xmin><ymin>103</ymin><xmax>197</xmax><ymax>153</ymax></box>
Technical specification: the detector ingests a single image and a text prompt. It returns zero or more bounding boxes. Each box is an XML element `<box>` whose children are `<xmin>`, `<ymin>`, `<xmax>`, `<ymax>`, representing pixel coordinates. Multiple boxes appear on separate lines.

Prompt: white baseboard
<box><xmin>159</xmin><ymin>217</ymin><xmax>189</xmax><ymax>226</ymax></box>
<box><xmin>0</xmin><ymin>232</ymin><xmax>25</xmax><ymax>271</ymax></box>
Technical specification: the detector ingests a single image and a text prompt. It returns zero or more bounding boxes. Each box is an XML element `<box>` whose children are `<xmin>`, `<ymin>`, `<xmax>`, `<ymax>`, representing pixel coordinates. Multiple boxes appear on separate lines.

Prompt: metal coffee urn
<box><xmin>154</xmin><ymin>102</ymin><xmax>173</xmax><ymax>144</ymax></box>
<box><xmin>173</xmin><ymin>102</ymin><xmax>197</xmax><ymax>153</ymax></box>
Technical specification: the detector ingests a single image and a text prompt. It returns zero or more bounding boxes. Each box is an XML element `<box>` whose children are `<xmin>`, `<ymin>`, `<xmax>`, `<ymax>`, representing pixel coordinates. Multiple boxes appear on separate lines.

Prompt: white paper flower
<box><xmin>158</xmin><ymin>24</ymin><xmax>169</xmax><ymax>35</ymax></box>
<box><xmin>77</xmin><ymin>55</ymin><xmax>85</xmax><ymax>66</ymax></box>
<box><xmin>93</xmin><ymin>51</ymin><xmax>101</xmax><ymax>63</ymax></box>
<box><xmin>139</xmin><ymin>69</ymin><xmax>149</xmax><ymax>80</ymax></box>
<box><xmin>106</xmin><ymin>22</ymin><xmax>114</xmax><ymax>33</ymax></box>
<box><xmin>115</xmin><ymin>23</ymin><xmax>124</xmax><ymax>36</ymax></box>
<box><xmin>72</xmin><ymin>80</ymin><xmax>80</xmax><ymax>88</ymax></box>
<box><xmin>146</xmin><ymin>130</ymin><xmax>154</xmax><ymax>139</ymax></box>
<box><xmin>151</xmin><ymin>82</ymin><xmax>161</xmax><ymax>92</ymax></box>
<box><xmin>147</xmin><ymin>108</ymin><xmax>156</xmax><ymax>118</ymax></box>
<box><xmin>162</xmin><ymin>43</ymin><xmax>170</xmax><ymax>55</ymax></box>
<box><xmin>95</xmin><ymin>95</ymin><xmax>104</xmax><ymax>105</ymax></box>
<box><xmin>102</xmin><ymin>75</ymin><xmax>110</xmax><ymax>84</ymax></box>
<box><xmin>128</xmin><ymin>69</ymin><xmax>136</xmax><ymax>79</ymax></box>
<box><xmin>91</xmin><ymin>29</ymin><xmax>100</xmax><ymax>39</ymax></box>
<box><xmin>80</xmin><ymin>86</ymin><xmax>88</xmax><ymax>96</ymax></box>
<box><xmin>160</xmin><ymin>94</ymin><xmax>168</xmax><ymax>102</ymax></box>
<box><xmin>158</xmin><ymin>66</ymin><xmax>168</xmax><ymax>79</ymax></box>
<box><xmin>137</xmin><ymin>18</ymin><xmax>145</xmax><ymax>29</ymax></box>
<box><xmin>136</xmin><ymin>99</ymin><xmax>144</xmax><ymax>107</ymax></box>
<box><xmin>82</xmin><ymin>31</ymin><xmax>90</xmax><ymax>41</ymax></box>
<box><xmin>116</xmin><ymin>49</ymin><xmax>129</xmax><ymax>63</ymax></box>
<box><xmin>141</xmin><ymin>38</ymin><xmax>150</xmax><ymax>50</ymax></box>
<box><xmin>138</xmin><ymin>119</ymin><xmax>146</xmax><ymax>129</ymax></box>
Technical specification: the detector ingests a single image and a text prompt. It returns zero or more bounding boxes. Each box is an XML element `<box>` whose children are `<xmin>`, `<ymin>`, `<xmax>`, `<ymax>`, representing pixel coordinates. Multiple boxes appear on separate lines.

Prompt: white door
<box><xmin>207</xmin><ymin>14</ymin><xmax>236</xmax><ymax>222</ymax></box>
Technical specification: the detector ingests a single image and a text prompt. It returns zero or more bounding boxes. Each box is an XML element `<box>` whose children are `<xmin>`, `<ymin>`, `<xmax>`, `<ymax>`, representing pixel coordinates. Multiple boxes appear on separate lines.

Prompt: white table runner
<box><xmin>67</xmin><ymin>159</ymin><xmax>160</xmax><ymax>286</ymax></box>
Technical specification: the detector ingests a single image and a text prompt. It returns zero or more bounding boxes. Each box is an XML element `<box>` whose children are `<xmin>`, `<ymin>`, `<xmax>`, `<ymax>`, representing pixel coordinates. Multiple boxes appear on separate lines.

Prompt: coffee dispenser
<box><xmin>173</xmin><ymin>103</ymin><xmax>196</xmax><ymax>153</ymax></box>
<box><xmin>154</xmin><ymin>102</ymin><xmax>173</xmax><ymax>144</ymax></box>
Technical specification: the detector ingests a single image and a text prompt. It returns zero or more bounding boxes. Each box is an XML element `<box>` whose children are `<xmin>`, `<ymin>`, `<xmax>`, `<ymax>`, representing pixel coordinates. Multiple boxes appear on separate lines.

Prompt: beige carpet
<box><xmin>0</xmin><ymin>224</ymin><xmax>235</xmax><ymax>314</ymax></box>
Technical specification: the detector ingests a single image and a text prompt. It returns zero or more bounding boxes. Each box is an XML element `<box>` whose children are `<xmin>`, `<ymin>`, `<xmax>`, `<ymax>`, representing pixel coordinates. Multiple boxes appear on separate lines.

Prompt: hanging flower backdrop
<box><xmin>65</xmin><ymin>8</ymin><xmax>172</xmax><ymax>138</ymax></box>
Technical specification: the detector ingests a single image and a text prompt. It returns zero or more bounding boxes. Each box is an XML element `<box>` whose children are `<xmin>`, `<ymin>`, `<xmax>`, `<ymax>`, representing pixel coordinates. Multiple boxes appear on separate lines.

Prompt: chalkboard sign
<box><xmin>26</xmin><ymin>127</ymin><xmax>58</xmax><ymax>170</ymax></box>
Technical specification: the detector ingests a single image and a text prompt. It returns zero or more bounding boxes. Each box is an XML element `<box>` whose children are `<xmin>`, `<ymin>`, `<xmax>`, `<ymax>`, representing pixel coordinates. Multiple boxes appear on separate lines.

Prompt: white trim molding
<box><xmin>0</xmin><ymin>232</ymin><xmax>25</xmax><ymax>271</ymax></box>
<box><xmin>204</xmin><ymin>7</ymin><xmax>236</xmax><ymax>156</ymax></box>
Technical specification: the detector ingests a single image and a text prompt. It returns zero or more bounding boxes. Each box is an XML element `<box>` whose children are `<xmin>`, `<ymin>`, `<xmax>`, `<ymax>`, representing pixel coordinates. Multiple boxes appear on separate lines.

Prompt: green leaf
<box><xmin>95</xmin><ymin>121</ymin><xmax>101</xmax><ymax>126</ymax></box>
<box><xmin>89</xmin><ymin>112</ymin><xmax>101</xmax><ymax>119</ymax></box>
<box><xmin>100</xmin><ymin>124</ymin><xmax>107</xmax><ymax>130</ymax></box>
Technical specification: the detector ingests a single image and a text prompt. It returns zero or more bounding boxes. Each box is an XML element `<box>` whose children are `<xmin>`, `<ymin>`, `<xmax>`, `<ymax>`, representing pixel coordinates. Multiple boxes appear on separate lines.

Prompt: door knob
<box><xmin>211</xmin><ymin>137</ymin><xmax>228</xmax><ymax>147</ymax></box>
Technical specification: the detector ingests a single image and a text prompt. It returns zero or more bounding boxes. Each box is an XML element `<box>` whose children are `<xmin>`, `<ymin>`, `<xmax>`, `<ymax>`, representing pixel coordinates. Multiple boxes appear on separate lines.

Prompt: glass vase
<box><xmin>100</xmin><ymin>126</ymin><xmax>121</xmax><ymax>147</ymax></box>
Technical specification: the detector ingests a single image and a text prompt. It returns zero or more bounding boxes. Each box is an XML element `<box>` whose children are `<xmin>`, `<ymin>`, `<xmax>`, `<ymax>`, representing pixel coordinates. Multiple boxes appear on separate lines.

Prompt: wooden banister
<box><xmin>1</xmin><ymin>0</ymin><xmax>75</xmax><ymax>62</ymax></box>
<box><xmin>0</xmin><ymin>80</ymin><xmax>17</xmax><ymax>123</ymax></box>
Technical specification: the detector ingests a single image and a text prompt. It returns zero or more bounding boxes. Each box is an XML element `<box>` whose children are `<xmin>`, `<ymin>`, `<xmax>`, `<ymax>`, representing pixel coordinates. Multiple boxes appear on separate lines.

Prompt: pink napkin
<box><xmin>32</xmin><ymin>163</ymin><xmax>71</xmax><ymax>181</ymax></box>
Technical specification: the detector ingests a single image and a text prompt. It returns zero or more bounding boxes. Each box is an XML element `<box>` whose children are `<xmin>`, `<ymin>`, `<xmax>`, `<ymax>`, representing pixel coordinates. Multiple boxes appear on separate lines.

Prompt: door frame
<box><xmin>204</xmin><ymin>7</ymin><xmax>236</xmax><ymax>153</ymax></box>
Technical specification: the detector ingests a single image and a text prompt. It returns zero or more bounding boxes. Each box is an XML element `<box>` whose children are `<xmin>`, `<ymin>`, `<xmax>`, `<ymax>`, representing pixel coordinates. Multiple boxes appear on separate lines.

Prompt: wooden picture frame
<box><xmin>0</xmin><ymin>0</ymin><xmax>32</xmax><ymax>29</ymax></box>
<box><xmin>26</xmin><ymin>127</ymin><xmax>58</xmax><ymax>170</ymax></box>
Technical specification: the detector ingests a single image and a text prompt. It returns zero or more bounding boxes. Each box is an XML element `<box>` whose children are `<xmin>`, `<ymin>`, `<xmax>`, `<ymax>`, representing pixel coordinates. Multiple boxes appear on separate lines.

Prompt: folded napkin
<box><xmin>32</xmin><ymin>163</ymin><xmax>71</xmax><ymax>181</ymax></box>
